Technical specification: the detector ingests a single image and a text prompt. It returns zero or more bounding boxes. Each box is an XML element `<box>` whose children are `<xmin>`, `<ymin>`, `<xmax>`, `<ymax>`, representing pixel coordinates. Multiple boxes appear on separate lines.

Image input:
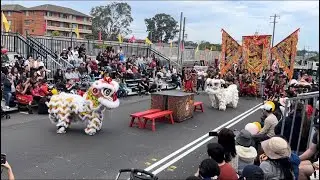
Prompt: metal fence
<box><xmin>281</xmin><ymin>91</ymin><xmax>319</xmax><ymax>153</ymax></box>
<box><xmin>30</xmin><ymin>35</ymin><xmax>151</xmax><ymax>57</ymax></box>
<box><xmin>152</xmin><ymin>45</ymin><xmax>221</xmax><ymax>63</ymax></box>
<box><xmin>1</xmin><ymin>32</ymin><xmax>63</xmax><ymax>82</ymax></box>
<box><xmin>24</xmin><ymin>35</ymin><xmax>221</xmax><ymax>63</ymax></box>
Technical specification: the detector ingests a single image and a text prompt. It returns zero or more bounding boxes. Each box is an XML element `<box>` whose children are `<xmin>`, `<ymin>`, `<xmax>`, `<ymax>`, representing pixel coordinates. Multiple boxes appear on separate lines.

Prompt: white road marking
<box><xmin>151</xmin><ymin>104</ymin><xmax>262</xmax><ymax>175</ymax></box>
<box><xmin>144</xmin><ymin>103</ymin><xmax>262</xmax><ymax>172</ymax></box>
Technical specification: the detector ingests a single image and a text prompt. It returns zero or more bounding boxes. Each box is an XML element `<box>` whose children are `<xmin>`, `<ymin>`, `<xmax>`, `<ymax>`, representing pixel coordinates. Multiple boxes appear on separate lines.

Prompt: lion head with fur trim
<box><xmin>85</xmin><ymin>77</ymin><xmax>120</xmax><ymax>109</ymax></box>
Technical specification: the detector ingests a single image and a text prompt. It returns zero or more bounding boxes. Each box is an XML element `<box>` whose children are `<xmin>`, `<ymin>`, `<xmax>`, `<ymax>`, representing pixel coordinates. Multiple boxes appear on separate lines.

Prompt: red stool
<box><xmin>194</xmin><ymin>101</ymin><xmax>204</xmax><ymax>112</ymax></box>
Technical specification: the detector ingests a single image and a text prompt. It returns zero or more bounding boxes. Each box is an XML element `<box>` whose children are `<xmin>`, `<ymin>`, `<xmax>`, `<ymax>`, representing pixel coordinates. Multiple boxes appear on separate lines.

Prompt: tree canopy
<box><xmin>90</xmin><ymin>2</ymin><xmax>133</xmax><ymax>40</ymax></box>
<box><xmin>145</xmin><ymin>13</ymin><xmax>179</xmax><ymax>43</ymax></box>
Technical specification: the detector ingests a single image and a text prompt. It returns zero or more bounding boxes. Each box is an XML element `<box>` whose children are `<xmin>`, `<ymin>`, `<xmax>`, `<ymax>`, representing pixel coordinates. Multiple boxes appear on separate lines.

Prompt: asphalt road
<box><xmin>1</xmin><ymin>93</ymin><xmax>262</xmax><ymax>179</ymax></box>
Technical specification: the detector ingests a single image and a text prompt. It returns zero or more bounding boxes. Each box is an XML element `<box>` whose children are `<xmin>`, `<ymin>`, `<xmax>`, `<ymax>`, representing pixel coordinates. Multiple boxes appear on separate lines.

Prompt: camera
<box><xmin>208</xmin><ymin>131</ymin><xmax>218</xmax><ymax>136</ymax></box>
<box><xmin>1</xmin><ymin>153</ymin><xmax>6</xmax><ymax>164</ymax></box>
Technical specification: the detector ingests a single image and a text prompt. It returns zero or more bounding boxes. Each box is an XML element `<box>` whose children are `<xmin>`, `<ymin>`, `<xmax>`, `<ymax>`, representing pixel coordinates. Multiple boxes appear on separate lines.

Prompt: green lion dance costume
<box><xmin>46</xmin><ymin>77</ymin><xmax>120</xmax><ymax>135</ymax></box>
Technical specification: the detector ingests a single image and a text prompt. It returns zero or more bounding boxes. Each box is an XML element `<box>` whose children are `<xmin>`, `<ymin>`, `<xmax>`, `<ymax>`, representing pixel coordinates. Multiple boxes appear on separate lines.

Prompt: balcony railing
<box><xmin>47</xmin><ymin>26</ymin><xmax>92</xmax><ymax>34</ymax></box>
<box><xmin>44</xmin><ymin>16</ymin><xmax>92</xmax><ymax>26</ymax></box>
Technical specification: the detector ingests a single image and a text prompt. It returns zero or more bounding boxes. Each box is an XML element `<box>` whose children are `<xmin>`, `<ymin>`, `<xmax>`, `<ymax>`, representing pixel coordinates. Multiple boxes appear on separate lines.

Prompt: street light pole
<box><xmin>177</xmin><ymin>12</ymin><xmax>183</xmax><ymax>68</ymax></box>
<box><xmin>181</xmin><ymin>17</ymin><xmax>186</xmax><ymax>65</ymax></box>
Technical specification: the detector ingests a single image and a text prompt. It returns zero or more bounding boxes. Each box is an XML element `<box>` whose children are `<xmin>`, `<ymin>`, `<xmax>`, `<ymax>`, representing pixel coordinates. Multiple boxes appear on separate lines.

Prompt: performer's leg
<box><xmin>218</xmin><ymin>98</ymin><xmax>227</xmax><ymax>111</ymax></box>
<box><xmin>56</xmin><ymin>113</ymin><xmax>70</xmax><ymax>134</ymax></box>
<box><xmin>210</xmin><ymin>95</ymin><xmax>218</xmax><ymax>108</ymax></box>
<box><xmin>84</xmin><ymin>117</ymin><xmax>102</xmax><ymax>135</ymax></box>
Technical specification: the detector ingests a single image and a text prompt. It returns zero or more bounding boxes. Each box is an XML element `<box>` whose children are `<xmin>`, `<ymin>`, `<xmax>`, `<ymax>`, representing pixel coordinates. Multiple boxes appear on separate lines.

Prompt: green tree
<box><xmin>145</xmin><ymin>13</ymin><xmax>179</xmax><ymax>43</ymax></box>
<box><xmin>90</xmin><ymin>2</ymin><xmax>133</xmax><ymax>40</ymax></box>
<box><xmin>51</xmin><ymin>30</ymin><xmax>60</xmax><ymax>37</ymax></box>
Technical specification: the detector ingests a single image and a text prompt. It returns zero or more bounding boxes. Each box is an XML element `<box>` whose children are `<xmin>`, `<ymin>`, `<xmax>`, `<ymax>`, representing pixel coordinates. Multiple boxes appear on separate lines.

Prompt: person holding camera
<box><xmin>1</xmin><ymin>160</ymin><xmax>15</xmax><ymax>180</ymax></box>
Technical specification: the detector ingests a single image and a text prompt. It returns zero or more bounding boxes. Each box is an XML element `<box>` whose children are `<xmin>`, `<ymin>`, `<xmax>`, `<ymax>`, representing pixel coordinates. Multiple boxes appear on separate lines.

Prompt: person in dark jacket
<box><xmin>3</xmin><ymin>73</ymin><xmax>13</xmax><ymax>109</ymax></box>
<box><xmin>78</xmin><ymin>44</ymin><xmax>86</xmax><ymax>59</ymax></box>
<box><xmin>274</xmin><ymin>102</ymin><xmax>310</xmax><ymax>153</ymax></box>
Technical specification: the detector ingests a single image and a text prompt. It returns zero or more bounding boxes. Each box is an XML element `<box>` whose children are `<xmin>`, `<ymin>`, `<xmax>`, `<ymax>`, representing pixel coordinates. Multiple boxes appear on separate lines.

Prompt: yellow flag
<box><xmin>1</xmin><ymin>12</ymin><xmax>10</xmax><ymax>32</ymax></box>
<box><xmin>195</xmin><ymin>45</ymin><xmax>199</xmax><ymax>54</ymax></box>
<box><xmin>145</xmin><ymin>37</ymin><xmax>152</xmax><ymax>45</ymax></box>
<box><xmin>117</xmin><ymin>34</ymin><xmax>123</xmax><ymax>43</ymax></box>
<box><xmin>170</xmin><ymin>41</ymin><xmax>173</xmax><ymax>48</ymax></box>
<box><xmin>74</xmin><ymin>25</ymin><xmax>80</xmax><ymax>38</ymax></box>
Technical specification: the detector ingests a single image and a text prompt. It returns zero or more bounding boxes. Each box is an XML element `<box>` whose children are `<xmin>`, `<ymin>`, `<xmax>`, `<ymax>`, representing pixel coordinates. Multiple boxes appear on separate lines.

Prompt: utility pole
<box><xmin>270</xmin><ymin>14</ymin><xmax>280</xmax><ymax>67</ymax></box>
<box><xmin>181</xmin><ymin>17</ymin><xmax>186</xmax><ymax>65</ymax></box>
<box><xmin>149</xmin><ymin>30</ymin><xmax>153</xmax><ymax>41</ymax></box>
<box><xmin>177</xmin><ymin>12</ymin><xmax>183</xmax><ymax>68</ymax></box>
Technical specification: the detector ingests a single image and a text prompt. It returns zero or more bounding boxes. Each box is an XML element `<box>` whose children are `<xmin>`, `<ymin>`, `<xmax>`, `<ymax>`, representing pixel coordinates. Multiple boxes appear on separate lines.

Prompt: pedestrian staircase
<box><xmin>149</xmin><ymin>47</ymin><xmax>181</xmax><ymax>68</ymax></box>
<box><xmin>26</xmin><ymin>35</ymin><xmax>74</xmax><ymax>69</ymax></box>
<box><xmin>1</xmin><ymin>32</ymin><xmax>64</xmax><ymax>81</ymax></box>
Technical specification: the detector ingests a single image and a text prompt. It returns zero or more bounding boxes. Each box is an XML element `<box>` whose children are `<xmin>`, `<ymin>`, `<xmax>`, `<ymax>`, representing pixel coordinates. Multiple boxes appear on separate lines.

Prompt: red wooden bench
<box><xmin>194</xmin><ymin>101</ymin><xmax>204</xmax><ymax>112</ymax></box>
<box><xmin>129</xmin><ymin>109</ymin><xmax>162</xmax><ymax>128</ymax></box>
<box><xmin>142</xmin><ymin>110</ymin><xmax>174</xmax><ymax>132</ymax></box>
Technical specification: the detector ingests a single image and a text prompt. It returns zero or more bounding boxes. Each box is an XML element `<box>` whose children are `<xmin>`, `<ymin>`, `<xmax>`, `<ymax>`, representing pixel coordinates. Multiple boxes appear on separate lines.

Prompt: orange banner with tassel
<box><xmin>219</xmin><ymin>29</ymin><xmax>242</xmax><ymax>75</ymax></box>
<box><xmin>271</xmin><ymin>29</ymin><xmax>299</xmax><ymax>79</ymax></box>
<box><xmin>242</xmin><ymin>34</ymin><xmax>272</xmax><ymax>75</ymax></box>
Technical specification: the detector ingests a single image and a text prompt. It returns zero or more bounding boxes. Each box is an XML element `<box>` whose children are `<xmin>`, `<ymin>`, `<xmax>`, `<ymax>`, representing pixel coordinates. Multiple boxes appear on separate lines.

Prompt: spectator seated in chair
<box><xmin>15</xmin><ymin>79</ymin><xmax>33</xmax><ymax>114</ymax></box>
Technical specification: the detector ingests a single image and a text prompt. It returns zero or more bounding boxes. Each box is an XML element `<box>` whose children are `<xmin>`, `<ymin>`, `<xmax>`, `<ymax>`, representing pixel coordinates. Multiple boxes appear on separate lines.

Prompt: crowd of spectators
<box><xmin>55</xmin><ymin>44</ymin><xmax>181</xmax><ymax>96</ymax></box>
<box><xmin>1</xmin><ymin>45</ymin><xmax>51</xmax><ymax>114</ymax></box>
<box><xmin>1</xmin><ymin>44</ymin><xmax>182</xmax><ymax>114</ymax></box>
<box><xmin>185</xmin><ymin>97</ymin><xmax>319</xmax><ymax>180</ymax></box>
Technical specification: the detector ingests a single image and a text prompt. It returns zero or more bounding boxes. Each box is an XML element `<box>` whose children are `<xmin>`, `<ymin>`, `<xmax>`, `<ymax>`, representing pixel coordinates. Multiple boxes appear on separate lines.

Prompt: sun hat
<box><xmin>236</xmin><ymin>145</ymin><xmax>257</xmax><ymax>161</ymax></box>
<box><xmin>236</xmin><ymin>129</ymin><xmax>253</xmax><ymax>147</ymax></box>
<box><xmin>261</xmin><ymin>137</ymin><xmax>291</xmax><ymax>159</ymax></box>
<box><xmin>241</xmin><ymin>165</ymin><xmax>264</xmax><ymax>180</ymax></box>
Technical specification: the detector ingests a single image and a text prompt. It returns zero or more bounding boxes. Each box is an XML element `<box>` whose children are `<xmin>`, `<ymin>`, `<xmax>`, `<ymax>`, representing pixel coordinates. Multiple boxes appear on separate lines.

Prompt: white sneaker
<box><xmin>5</xmin><ymin>106</ymin><xmax>10</xmax><ymax>109</ymax></box>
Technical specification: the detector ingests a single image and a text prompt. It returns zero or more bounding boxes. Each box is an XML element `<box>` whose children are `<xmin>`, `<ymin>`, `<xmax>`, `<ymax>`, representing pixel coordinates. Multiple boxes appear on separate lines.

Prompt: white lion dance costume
<box><xmin>46</xmin><ymin>77</ymin><xmax>120</xmax><ymax>135</ymax></box>
<box><xmin>205</xmin><ymin>78</ymin><xmax>239</xmax><ymax>111</ymax></box>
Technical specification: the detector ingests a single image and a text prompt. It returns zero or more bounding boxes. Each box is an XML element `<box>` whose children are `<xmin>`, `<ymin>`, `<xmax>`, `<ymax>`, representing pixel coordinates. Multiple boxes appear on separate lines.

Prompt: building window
<box><xmin>46</xmin><ymin>11</ymin><xmax>52</xmax><ymax>17</ymax></box>
<box><xmin>7</xmin><ymin>11</ymin><xmax>11</xmax><ymax>16</ymax></box>
<box><xmin>60</xmin><ymin>22</ymin><xmax>64</xmax><ymax>27</ymax></box>
<box><xmin>83</xmin><ymin>17</ymin><xmax>87</xmax><ymax>22</ymax></box>
<box><xmin>24</xmin><ymin>20</ymin><xmax>31</xmax><ymax>25</ymax></box>
<box><xmin>32</xmin><ymin>29</ymin><xmax>34</xmax><ymax>32</ymax></box>
<box><xmin>25</xmin><ymin>11</ymin><xmax>29</xmax><ymax>16</ymax></box>
<box><xmin>8</xmin><ymin>20</ymin><xmax>12</xmax><ymax>26</ymax></box>
<box><xmin>60</xmin><ymin>13</ymin><xmax>64</xmax><ymax>18</ymax></box>
<box><xmin>72</xmin><ymin>24</ymin><xmax>77</xmax><ymax>28</ymax></box>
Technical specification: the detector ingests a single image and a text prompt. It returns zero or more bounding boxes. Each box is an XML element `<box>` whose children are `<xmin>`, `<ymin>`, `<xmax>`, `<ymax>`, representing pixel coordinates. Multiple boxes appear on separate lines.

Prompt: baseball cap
<box><xmin>241</xmin><ymin>165</ymin><xmax>264</xmax><ymax>180</ymax></box>
<box><xmin>260</xmin><ymin>102</ymin><xmax>274</xmax><ymax>112</ymax></box>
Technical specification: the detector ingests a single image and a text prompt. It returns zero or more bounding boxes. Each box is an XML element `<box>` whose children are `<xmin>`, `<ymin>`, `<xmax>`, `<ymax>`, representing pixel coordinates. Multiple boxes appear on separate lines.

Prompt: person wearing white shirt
<box><xmin>197</xmin><ymin>70</ymin><xmax>206</xmax><ymax>92</ymax></box>
<box><xmin>65</xmin><ymin>68</ymin><xmax>73</xmax><ymax>80</ymax></box>
<box><xmin>172</xmin><ymin>67</ymin><xmax>177</xmax><ymax>74</ymax></box>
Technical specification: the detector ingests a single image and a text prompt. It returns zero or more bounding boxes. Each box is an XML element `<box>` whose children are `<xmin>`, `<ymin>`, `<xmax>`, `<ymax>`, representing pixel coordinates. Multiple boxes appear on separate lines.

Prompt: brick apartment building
<box><xmin>1</xmin><ymin>4</ymin><xmax>92</xmax><ymax>38</ymax></box>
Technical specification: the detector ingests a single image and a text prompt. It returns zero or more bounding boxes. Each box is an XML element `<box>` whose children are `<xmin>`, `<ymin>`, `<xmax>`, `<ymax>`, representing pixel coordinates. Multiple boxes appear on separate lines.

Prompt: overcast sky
<box><xmin>2</xmin><ymin>1</ymin><xmax>319</xmax><ymax>51</ymax></box>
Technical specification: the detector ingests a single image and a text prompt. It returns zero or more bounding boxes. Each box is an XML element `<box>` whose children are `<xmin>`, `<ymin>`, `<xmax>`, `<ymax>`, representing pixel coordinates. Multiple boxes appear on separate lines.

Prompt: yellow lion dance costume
<box><xmin>46</xmin><ymin>77</ymin><xmax>120</xmax><ymax>136</ymax></box>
